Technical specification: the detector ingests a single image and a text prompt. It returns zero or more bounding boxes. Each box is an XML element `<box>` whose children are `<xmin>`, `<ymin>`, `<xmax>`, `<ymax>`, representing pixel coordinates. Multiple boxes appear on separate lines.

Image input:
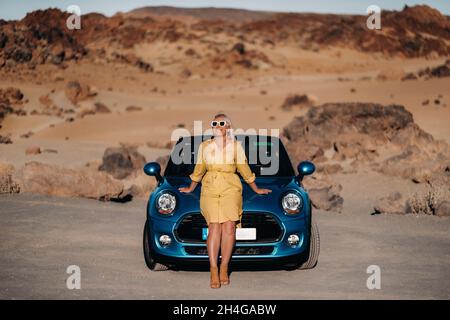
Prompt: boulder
<box><xmin>65</xmin><ymin>80</ymin><xmax>95</xmax><ymax>105</ymax></box>
<box><xmin>38</xmin><ymin>94</ymin><xmax>64</xmax><ymax>117</ymax></box>
<box><xmin>379</xmin><ymin>145</ymin><xmax>449</xmax><ymax>183</ymax></box>
<box><xmin>211</xmin><ymin>44</ymin><xmax>272</xmax><ymax>70</ymax></box>
<box><xmin>232</xmin><ymin>42</ymin><xmax>246</xmax><ymax>55</ymax></box>
<box><xmin>125</xmin><ymin>105</ymin><xmax>142</xmax><ymax>112</ymax></box>
<box><xmin>184</xmin><ymin>48</ymin><xmax>198</xmax><ymax>57</ymax></box>
<box><xmin>50</xmin><ymin>43</ymin><xmax>65</xmax><ymax>65</ymax></box>
<box><xmin>302</xmin><ymin>173</ymin><xmax>344</xmax><ymax>213</ymax></box>
<box><xmin>406</xmin><ymin>60</ymin><xmax>450</xmax><ymax>80</ymax></box>
<box><xmin>180</xmin><ymin>68</ymin><xmax>192</xmax><ymax>78</ymax></box>
<box><xmin>280</xmin><ymin>94</ymin><xmax>316</xmax><ymax>110</ymax></box>
<box><xmin>16</xmin><ymin>161</ymin><xmax>125</xmax><ymax>200</ymax></box>
<box><xmin>0</xmin><ymin>88</ymin><xmax>26</xmax><ymax>123</ymax></box>
<box><xmin>308</xmin><ymin>187</ymin><xmax>344</xmax><ymax>212</ymax></box>
<box><xmin>94</xmin><ymin>102</ymin><xmax>111</xmax><ymax>113</ymax></box>
<box><xmin>435</xmin><ymin>201</ymin><xmax>450</xmax><ymax>217</ymax></box>
<box><xmin>25</xmin><ymin>146</ymin><xmax>41</xmax><ymax>155</ymax></box>
<box><xmin>283</xmin><ymin>102</ymin><xmax>450</xmax><ymax>182</ymax></box>
<box><xmin>74</xmin><ymin>101</ymin><xmax>111</xmax><ymax>117</ymax></box>
<box><xmin>111</xmin><ymin>52</ymin><xmax>154</xmax><ymax>72</ymax></box>
<box><xmin>98</xmin><ymin>144</ymin><xmax>147</xmax><ymax>179</ymax></box>
<box><xmin>0</xmin><ymin>134</ymin><xmax>12</xmax><ymax>144</ymax></box>
<box><xmin>122</xmin><ymin>170</ymin><xmax>157</xmax><ymax>199</ymax></box>
<box><xmin>75</xmin><ymin>104</ymin><xmax>95</xmax><ymax>118</ymax></box>
<box><xmin>373</xmin><ymin>192</ymin><xmax>406</xmax><ymax>214</ymax></box>
<box><xmin>0</xmin><ymin>87</ymin><xmax>24</xmax><ymax>105</ymax></box>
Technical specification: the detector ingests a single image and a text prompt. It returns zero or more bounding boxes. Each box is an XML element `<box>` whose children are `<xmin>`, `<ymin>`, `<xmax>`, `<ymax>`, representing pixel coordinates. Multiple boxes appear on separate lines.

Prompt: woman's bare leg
<box><xmin>220</xmin><ymin>221</ymin><xmax>236</xmax><ymax>265</ymax></box>
<box><xmin>219</xmin><ymin>220</ymin><xmax>236</xmax><ymax>284</ymax></box>
<box><xmin>207</xmin><ymin>223</ymin><xmax>222</xmax><ymax>267</ymax></box>
<box><xmin>207</xmin><ymin>223</ymin><xmax>222</xmax><ymax>288</ymax></box>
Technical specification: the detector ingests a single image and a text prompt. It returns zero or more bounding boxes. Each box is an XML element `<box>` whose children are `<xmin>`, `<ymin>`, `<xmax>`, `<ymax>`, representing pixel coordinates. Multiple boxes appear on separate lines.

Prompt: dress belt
<box><xmin>207</xmin><ymin>171</ymin><xmax>235</xmax><ymax>180</ymax></box>
<box><xmin>209</xmin><ymin>171</ymin><xmax>234</xmax><ymax>174</ymax></box>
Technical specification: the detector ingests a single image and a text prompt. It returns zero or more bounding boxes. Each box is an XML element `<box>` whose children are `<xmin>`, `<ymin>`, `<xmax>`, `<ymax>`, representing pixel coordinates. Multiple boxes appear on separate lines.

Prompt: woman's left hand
<box><xmin>255</xmin><ymin>188</ymin><xmax>272</xmax><ymax>195</ymax></box>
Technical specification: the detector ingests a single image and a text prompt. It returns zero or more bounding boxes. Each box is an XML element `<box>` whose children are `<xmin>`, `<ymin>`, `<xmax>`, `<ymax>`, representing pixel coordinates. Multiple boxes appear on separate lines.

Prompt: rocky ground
<box><xmin>0</xmin><ymin>3</ymin><xmax>449</xmax><ymax>299</ymax></box>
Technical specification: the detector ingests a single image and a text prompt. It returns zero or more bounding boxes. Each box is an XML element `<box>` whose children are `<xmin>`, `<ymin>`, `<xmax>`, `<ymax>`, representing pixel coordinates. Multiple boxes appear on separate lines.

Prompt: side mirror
<box><xmin>143</xmin><ymin>162</ymin><xmax>163</xmax><ymax>183</ymax></box>
<box><xmin>297</xmin><ymin>161</ymin><xmax>315</xmax><ymax>181</ymax></box>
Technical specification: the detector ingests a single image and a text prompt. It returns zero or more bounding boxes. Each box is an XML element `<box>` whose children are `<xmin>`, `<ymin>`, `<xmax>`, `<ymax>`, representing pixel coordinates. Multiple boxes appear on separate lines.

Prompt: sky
<box><xmin>1</xmin><ymin>0</ymin><xmax>449</xmax><ymax>20</ymax></box>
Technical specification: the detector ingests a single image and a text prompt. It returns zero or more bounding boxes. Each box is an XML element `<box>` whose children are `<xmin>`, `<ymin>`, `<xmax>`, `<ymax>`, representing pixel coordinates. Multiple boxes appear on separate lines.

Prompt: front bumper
<box><xmin>147</xmin><ymin>212</ymin><xmax>310</xmax><ymax>264</ymax></box>
<box><xmin>151</xmin><ymin>250</ymin><xmax>306</xmax><ymax>266</ymax></box>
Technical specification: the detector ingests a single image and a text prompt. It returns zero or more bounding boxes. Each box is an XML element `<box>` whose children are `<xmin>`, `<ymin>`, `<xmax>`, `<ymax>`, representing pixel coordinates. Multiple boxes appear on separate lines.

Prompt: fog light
<box><xmin>159</xmin><ymin>235</ymin><xmax>172</xmax><ymax>246</ymax></box>
<box><xmin>288</xmin><ymin>234</ymin><xmax>300</xmax><ymax>247</ymax></box>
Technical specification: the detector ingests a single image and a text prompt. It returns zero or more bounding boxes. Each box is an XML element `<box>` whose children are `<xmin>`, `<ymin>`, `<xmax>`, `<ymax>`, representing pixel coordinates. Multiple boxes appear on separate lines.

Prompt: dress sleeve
<box><xmin>189</xmin><ymin>142</ymin><xmax>206</xmax><ymax>182</ymax></box>
<box><xmin>235</xmin><ymin>141</ymin><xmax>256</xmax><ymax>184</ymax></box>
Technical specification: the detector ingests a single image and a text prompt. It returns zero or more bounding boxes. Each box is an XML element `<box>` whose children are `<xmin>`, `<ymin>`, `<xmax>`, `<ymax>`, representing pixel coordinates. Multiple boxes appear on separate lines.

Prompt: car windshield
<box><xmin>164</xmin><ymin>135</ymin><xmax>295</xmax><ymax>178</ymax></box>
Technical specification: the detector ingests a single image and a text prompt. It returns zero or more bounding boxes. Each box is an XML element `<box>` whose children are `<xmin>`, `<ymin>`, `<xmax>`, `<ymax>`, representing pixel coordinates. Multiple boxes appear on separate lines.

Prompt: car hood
<box><xmin>165</xmin><ymin>176</ymin><xmax>294</xmax><ymax>189</ymax></box>
<box><xmin>150</xmin><ymin>176</ymin><xmax>308</xmax><ymax>220</ymax></box>
<box><xmin>164</xmin><ymin>176</ymin><xmax>299</xmax><ymax>201</ymax></box>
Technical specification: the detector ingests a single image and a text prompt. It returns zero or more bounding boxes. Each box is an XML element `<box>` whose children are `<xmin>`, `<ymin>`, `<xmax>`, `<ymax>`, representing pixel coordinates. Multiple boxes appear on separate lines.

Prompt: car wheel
<box><xmin>143</xmin><ymin>220</ymin><xmax>169</xmax><ymax>271</ymax></box>
<box><xmin>296</xmin><ymin>217</ymin><xmax>320</xmax><ymax>270</ymax></box>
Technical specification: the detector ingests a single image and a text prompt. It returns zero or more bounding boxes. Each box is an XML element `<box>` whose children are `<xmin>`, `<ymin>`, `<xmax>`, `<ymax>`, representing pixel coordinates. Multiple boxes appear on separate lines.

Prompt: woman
<box><xmin>179</xmin><ymin>113</ymin><xmax>271</xmax><ymax>288</ymax></box>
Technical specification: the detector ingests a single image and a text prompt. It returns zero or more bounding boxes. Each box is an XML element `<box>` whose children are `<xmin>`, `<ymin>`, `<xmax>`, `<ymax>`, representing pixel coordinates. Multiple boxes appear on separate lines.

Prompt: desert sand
<box><xmin>0</xmin><ymin>4</ymin><xmax>449</xmax><ymax>299</ymax></box>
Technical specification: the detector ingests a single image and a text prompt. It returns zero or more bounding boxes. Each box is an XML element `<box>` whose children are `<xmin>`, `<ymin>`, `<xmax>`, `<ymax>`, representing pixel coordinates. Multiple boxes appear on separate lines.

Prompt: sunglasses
<box><xmin>211</xmin><ymin>120</ymin><xmax>228</xmax><ymax>127</ymax></box>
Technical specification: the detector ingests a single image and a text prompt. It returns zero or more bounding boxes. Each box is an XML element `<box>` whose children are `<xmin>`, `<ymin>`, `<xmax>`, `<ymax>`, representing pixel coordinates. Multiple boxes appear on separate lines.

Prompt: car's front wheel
<box><xmin>297</xmin><ymin>218</ymin><xmax>320</xmax><ymax>269</ymax></box>
<box><xmin>286</xmin><ymin>217</ymin><xmax>320</xmax><ymax>270</ymax></box>
<box><xmin>143</xmin><ymin>220</ymin><xmax>169</xmax><ymax>271</ymax></box>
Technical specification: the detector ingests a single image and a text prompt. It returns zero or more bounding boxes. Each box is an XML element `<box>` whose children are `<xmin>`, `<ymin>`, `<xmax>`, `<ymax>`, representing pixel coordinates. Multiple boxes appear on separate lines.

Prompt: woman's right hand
<box><xmin>255</xmin><ymin>188</ymin><xmax>272</xmax><ymax>195</ymax></box>
<box><xmin>178</xmin><ymin>186</ymin><xmax>194</xmax><ymax>193</ymax></box>
<box><xmin>178</xmin><ymin>181</ymin><xmax>198</xmax><ymax>193</ymax></box>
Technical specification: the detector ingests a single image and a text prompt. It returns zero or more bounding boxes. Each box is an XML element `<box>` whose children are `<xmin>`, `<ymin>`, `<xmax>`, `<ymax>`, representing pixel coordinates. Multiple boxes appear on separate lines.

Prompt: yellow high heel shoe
<box><xmin>210</xmin><ymin>266</ymin><xmax>221</xmax><ymax>289</ymax></box>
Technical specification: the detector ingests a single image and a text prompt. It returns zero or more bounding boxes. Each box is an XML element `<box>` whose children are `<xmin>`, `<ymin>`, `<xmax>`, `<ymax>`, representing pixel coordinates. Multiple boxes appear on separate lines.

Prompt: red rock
<box><xmin>280</xmin><ymin>94</ymin><xmax>314</xmax><ymax>110</ymax></box>
<box><xmin>25</xmin><ymin>146</ymin><xmax>41</xmax><ymax>155</ymax></box>
<box><xmin>65</xmin><ymin>81</ymin><xmax>94</xmax><ymax>105</ymax></box>
<box><xmin>125</xmin><ymin>106</ymin><xmax>142</xmax><ymax>112</ymax></box>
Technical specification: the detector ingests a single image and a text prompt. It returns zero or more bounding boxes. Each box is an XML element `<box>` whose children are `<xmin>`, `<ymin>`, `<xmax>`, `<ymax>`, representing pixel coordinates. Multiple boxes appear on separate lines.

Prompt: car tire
<box><xmin>143</xmin><ymin>220</ymin><xmax>169</xmax><ymax>271</ymax></box>
<box><xmin>297</xmin><ymin>217</ymin><xmax>320</xmax><ymax>270</ymax></box>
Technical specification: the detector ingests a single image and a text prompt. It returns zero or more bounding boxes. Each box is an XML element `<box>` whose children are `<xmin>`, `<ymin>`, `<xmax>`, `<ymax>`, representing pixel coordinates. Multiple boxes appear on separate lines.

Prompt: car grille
<box><xmin>175</xmin><ymin>212</ymin><xmax>283</xmax><ymax>243</ymax></box>
<box><xmin>184</xmin><ymin>246</ymin><xmax>275</xmax><ymax>256</ymax></box>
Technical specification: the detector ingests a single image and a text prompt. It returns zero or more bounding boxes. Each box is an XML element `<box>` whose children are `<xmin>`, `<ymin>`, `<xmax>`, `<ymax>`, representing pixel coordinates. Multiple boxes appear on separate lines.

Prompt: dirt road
<box><xmin>0</xmin><ymin>193</ymin><xmax>449</xmax><ymax>299</ymax></box>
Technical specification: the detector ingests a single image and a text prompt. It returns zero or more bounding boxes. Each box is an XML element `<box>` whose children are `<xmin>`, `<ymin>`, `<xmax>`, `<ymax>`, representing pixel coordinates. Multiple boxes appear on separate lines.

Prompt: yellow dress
<box><xmin>189</xmin><ymin>138</ymin><xmax>256</xmax><ymax>227</ymax></box>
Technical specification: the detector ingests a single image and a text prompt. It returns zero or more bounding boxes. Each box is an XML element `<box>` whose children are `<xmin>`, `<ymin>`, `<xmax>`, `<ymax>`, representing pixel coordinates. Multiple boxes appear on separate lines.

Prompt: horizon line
<box><xmin>1</xmin><ymin>4</ymin><xmax>447</xmax><ymax>22</ymax></box>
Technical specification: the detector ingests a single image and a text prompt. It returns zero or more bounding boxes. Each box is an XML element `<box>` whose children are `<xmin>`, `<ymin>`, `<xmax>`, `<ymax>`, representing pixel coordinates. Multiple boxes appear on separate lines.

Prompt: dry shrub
<box><xmin>0</xmin><ymin>162</ymin><xmax>20</xmax><ymax>194</ymax></box>
<box><xmin>407</xmin><ymin>180</ymin><xmax>449</xmax><ymax>215</ymax></box>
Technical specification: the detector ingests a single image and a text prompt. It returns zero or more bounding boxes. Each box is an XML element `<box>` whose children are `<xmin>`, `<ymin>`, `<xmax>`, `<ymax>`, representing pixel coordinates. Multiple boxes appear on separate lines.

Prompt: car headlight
<box><xmin>156</xmin><ymin>192</ymin><xmax>176</xmax><ymax>214</ymax></box>
<box><xmin>282</xmin><ymin>192</ymin><xmax>302</xmax><ymax>214</ymax></box>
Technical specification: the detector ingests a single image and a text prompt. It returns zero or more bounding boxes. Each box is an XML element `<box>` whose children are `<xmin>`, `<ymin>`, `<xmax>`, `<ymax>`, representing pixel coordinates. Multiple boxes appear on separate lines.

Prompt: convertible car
<box><xmin>143</xmin><ymin>134</ymin><xmax>319</xmax><ymax>271</ymax></box>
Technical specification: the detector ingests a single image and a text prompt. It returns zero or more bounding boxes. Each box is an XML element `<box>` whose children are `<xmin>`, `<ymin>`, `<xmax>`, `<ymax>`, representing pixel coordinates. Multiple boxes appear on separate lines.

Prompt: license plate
<box><xmin>202</xmin><ymin>228</ymin><xmax>257</xmax><ymax>240</ymax></box>
<box><xmin>236</xmin><ymin>228</ymin><xmax>257</xmax><ymax>240</ymax></box>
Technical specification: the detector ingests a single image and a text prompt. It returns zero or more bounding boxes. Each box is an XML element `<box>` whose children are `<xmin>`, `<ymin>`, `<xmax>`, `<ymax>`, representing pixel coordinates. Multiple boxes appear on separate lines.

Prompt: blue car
<box><xmin>143</xmin><ymin>134</ymin><xmax>319</xmax><ymax>271</ymax></box>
